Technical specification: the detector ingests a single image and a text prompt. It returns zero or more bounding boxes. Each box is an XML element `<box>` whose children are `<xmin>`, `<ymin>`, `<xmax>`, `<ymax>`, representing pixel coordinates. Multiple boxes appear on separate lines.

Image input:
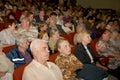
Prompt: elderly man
<box><xmin>15</xmin><ymin>17</ymin><xmax>38</xmax><ymax>41</ymax></box>
<box><xmin>22</xmin><ymin>39</ymin><xmax>63</xmax><ymax>80</ymax></box>
<box><xmin>6</xmin><ymin>38</ymin><xmax>32</xmax><ymax>69</ymax></box>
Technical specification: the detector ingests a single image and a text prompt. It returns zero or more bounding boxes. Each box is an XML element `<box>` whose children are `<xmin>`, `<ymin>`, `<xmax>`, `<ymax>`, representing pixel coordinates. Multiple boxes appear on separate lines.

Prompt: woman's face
<box><xmin>29</xmin><ymin>14</ymin><xmax>34</xmax><ymax>21</ymax></box>
<box><xmin>59</xmin><ymin>15</ymin><xmax>63</xmax><ymax>20</ymax></box>
<box><xmin>53</xmin><ymin>31</ymin><xmax>60</xmax><ymax>40</ymax></box>
<box><xmin>65</xmin><ymin>22</ymin><xmax>72</xmax><ymax>27</ymax></box>
<box><xmin>9</xmin><ymin>23</ymin><xmax>16</xmax><ymax>30</ymax></box>
<box><xmin>43</xmin><ymin>24</ymin><xmax>47</xmax><ymax>31</ymax></box>
<box><xmin>112</xmin><ymin>31</ymin><xmax>119</xmax><ymax>39</ymax></box>
<box><xmin>82</xmin><ymin>33</ymin><xmax>91</xmax><ymax>44</ymax></box>
<box><xmin>77</xmin><ymin>27</ymin><xmax>83</xmax><ymax>33</ymax></box>
<box><xmin>102</xmin><ymin>31</ymin><xmax>111</xmax><ymax>42</ymax></box>
<box><xmin>42</xmin><ymin>33</ymin><xmax>49</xmax><ymax>41</ymax></box>
<box><xmin>9</xmin><ymin>15</ymin><xmax>15</xmax><ymax>20</ymax></box>
<box><xmin>101</xmin><ymin>22</ymin><xmax>106</xmax><ymax>28</ymax></box>
<box><xmin>58</xmin><ymin>40</ymin><xmax>71</xmax><ymax>55</ymax></box>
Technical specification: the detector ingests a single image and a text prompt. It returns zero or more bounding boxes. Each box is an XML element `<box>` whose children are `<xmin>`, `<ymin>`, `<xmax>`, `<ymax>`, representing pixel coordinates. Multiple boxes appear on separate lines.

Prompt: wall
<box><xmin>76</xmin><ymin>0</ymin><xmax>120</xmax><ymax>12</ymax></box>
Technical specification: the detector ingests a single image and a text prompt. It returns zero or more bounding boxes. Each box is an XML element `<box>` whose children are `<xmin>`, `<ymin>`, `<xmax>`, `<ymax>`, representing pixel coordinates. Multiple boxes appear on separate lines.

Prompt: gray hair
<box><xmin>30</xmin><ymin>39</ymin><xmax>47</xmax><ymax>54</ymax></box>
<box><xmin>77</xmin><ymin>30</ymin><xmax>91</xmax><ymax>43</ymax></box>
<box><xmin>16</xmin><ymin>36</ymin><xmax>28</xmax><ymax>45</ymax></box>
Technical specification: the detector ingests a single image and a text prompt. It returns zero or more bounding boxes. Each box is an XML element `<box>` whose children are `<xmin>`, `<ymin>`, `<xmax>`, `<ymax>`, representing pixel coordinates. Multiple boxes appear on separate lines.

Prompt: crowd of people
<box><xmin>0</xmin><ymin>0</ymin><xmax>120</xmax><ymax>80</ymax></box>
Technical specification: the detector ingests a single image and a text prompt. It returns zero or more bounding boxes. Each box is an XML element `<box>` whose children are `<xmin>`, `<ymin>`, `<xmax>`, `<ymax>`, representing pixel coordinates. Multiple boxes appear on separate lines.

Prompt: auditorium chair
<box><xmin>13</xmin><ymin>63</ymin><xmax>29</xmax><ymax>80</ymax></box>
<box><xmin>60</xmin><ymin>32</ymin><xmax>76</xmax><ymax>45</ymax></box>
<box><xmin>2</xmin><ymin>45</ymin><xmax>15</xmax><ymax>54</ymax></box>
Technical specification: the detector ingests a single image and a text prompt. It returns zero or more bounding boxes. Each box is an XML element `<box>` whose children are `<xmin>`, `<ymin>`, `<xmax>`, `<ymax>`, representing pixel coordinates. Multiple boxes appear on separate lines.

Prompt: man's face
<box><xmin>21</xmin><ymin>19</ymin><xmax>29</xmax><ymax>28</ymax></box>
<box><xmin>37</xmin><ymin>42</ymin><xmax>50</xmax><ymax>61</ymax></box>
<box><xmin>102</xmin><ymin>31</ymin><xmax>111</xmax><ymax>41</ymax></box>
<box><xmin>19</xmin><ymin>40</ymin><xmax>30</xmax><ymax>50</ymax></box>
<box><xmin>39</xmin><ymin>11</ymin><xmax>45</xmax><ymax>16</ymax></box>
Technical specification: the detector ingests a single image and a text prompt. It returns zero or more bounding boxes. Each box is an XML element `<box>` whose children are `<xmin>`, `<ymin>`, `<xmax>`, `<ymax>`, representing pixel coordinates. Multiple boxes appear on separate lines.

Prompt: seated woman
<box><xmin>62</xmin><ymin>20</ymin><xmax>75</xmax><ymax>34</ymax></box>
<box><xmin>74</xmin><ymin>25</ymin><xmax>84</xmax><ymax>45</ymax></box>
<box><xmin>0</xmin><ymin>19</ymin><xmax>16</xmax><ymax>45</ymax></box>
<box><xmin>96</xmin><ymin>29</ymin><xmax>120</xmax><ymax>79</ymax></box>
<box><xmin>6</xmin><ymin>38</ymin><xmax>33</xmax><ymax>69</ymax></box>
<box><xmin>55</xmin><ymin>38</ymin><xmax>108</xmax><ymax>80</ymax></box>
<box><xmin>48</xmin><ymin>29</ymin><xmax>61</xmax><ymax>54</ymax></box>
<box><xmin>37</xmin><ymin>21</ymin><xmax>48</xmax><ymax>32</ymax></box>
<box><xmin>38</xmin><ymin>30</ymin><xmax>49</xmax><ymax>41</ymax></box>
<box><xmin>0</xmin><ymin>44</ymin><xmax>14</xmax><ymax>80</ymax></box>
<box><xmin>74</xmin><ymin>30</ymin><xmax>108</xmax><ymax>70</ymax></box>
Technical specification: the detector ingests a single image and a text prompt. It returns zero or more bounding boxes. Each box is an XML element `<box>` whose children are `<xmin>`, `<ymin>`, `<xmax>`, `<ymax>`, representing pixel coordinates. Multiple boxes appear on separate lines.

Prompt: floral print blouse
<box><xmin>55</xmin><ymin>54</ymin><xmax>83</xmax><ymax>80</ymax></box>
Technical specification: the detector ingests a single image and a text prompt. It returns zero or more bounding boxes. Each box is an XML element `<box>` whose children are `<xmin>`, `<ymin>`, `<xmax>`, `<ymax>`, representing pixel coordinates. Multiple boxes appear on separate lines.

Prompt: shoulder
<box><xmin>76</xmin><ymin>43</ymin><xmax>83</xmax><ymax>49</ymax></box>
<box><xmin>23</xmin><ymin>61</ymin><xmax>35</xmax><ymax>73</ymax></box>
<box><xmin>48</xmin><ymin>62</ymin><xmax>57</xmax><ymax>67</ymax></box>
<box><xmin>8</xmin><ymin>46</ymin><xmax>18</xmax><ymax>53</ymax></box>
<box><xmin>0</xmin><ymin>55</ymin><xmax>9</xmax><ymax>61</ymax></box>
<box><xmin>0</xmin><ymin>29</ymin><xmax>6</xmax><ymax>34</ymax></box>
<box><xmin>6</xmin><ymin>46</ymin><xmax>19</xmax><ymax>56</ymax></box>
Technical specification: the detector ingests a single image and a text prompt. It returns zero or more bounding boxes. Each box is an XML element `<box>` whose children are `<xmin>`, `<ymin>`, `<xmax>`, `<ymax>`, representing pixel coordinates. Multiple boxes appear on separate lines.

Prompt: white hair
<box><xmin>30</xmin><ymin>39</ymin><xmax>47</xmax><ymax>53</ymax></box>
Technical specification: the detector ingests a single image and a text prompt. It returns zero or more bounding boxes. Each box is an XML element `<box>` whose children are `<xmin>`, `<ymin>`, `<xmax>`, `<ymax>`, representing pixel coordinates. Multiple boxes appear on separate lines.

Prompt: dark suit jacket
<box><xmin>74</xmin><ymin>43</ymin><xmax>99</xmax><ymax>64</ymax></box>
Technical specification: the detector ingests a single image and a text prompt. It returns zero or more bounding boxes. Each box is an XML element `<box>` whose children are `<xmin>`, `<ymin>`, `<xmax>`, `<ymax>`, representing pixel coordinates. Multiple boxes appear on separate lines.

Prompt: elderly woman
<box><xmin>55</xmin><ymin>38</ymin><xmax>108</xmax><ymax>80</ymax></box>
<box><xmin>0</xmin><ymin>44</ymin><xmax>14</xmax><ymax>80</ymax></box>
<box><xmin>6</xmin><ymin>38</ymin><xmax>33</xmax><ymax>68</ymax></box>
<box><xmin>55</xmin><ymin>38</ymin><xmax>83</xmax><ymax>80</ymax></box>
<box><xmin>0</xmin><ymin>19</ymin><xmax>16</xmax><ymax>45</ymax></box>
<box><xmin>73</xmin><ymin>25</ymin><xmax>84</xmax><ymax>45</ymax></box>
<box><xmin>74</xmin><ymin>30</ymin><xmax>110</xmax><ymax>80</ymax></box>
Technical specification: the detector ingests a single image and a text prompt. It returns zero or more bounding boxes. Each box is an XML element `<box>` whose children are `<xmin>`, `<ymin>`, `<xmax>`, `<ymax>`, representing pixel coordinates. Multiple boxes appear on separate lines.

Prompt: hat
<box><xmin>0</xmin><ymin>55</ymin><xmax>9</xmax><ymax>73</ymax></box>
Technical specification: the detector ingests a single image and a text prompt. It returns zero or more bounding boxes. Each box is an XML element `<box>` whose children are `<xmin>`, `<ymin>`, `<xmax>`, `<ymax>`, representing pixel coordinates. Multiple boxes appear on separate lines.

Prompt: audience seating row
<box><xmin>2</xmin><ymin>34</ymin><xmax>109</xmax><ymax>80</ymax></box>
<box><xmin>13</xmin><ymin>63</ymin><xmax>29</xmax><ymax>80</ymax></box>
